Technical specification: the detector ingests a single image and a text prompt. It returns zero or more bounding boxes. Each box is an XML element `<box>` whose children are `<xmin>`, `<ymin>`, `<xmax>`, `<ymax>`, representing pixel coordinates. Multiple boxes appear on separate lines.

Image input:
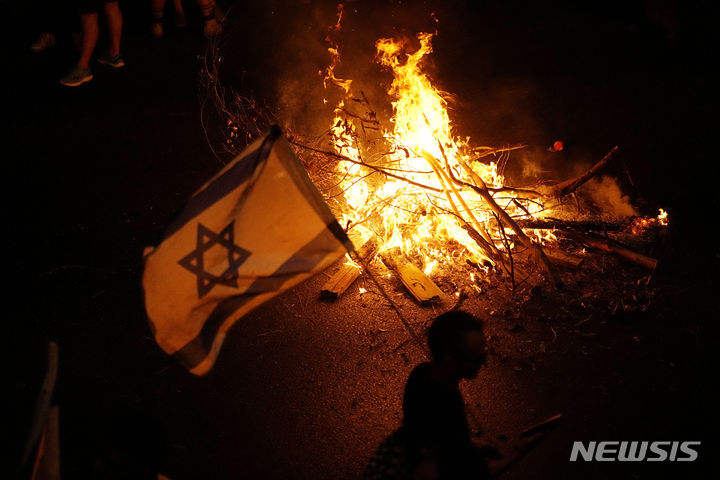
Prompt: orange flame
<box><xmin>322</xmin><ymin>26</ymin><xmax>556</xmax><ymax>279</ymax></box>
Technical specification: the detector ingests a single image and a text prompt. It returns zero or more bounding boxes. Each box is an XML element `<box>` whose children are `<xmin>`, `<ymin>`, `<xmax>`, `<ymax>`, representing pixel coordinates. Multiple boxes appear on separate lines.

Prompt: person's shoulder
<box><xmin>408</xmin><ymin>362</ymin><xmax>432</xmax><ymax>377</ymax></box>
<box><xmin>403</xmin><ymin>363</ymin><xmax>434</xmax><ymax>411</ymax></box>
<box><xmin>406</xmin><ymin>362</ymin><xmax>433</xmax><ymax>385</ymax></box>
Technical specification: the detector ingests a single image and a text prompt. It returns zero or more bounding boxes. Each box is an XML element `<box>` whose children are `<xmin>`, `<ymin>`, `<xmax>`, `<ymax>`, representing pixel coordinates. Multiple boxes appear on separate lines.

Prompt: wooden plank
<box><xmin>320</xmin><ymin>226</ymin><xmax>378</xmax><ymax>300</ymax></box>
<box><xmin>320</xmin><ymin>263</ymin><xmax>363</xmax><ymax>300</ymax></box>
<box><xmin>379</xmin><ymin>247</ymin><xmax>446</xmax><ymax>304</ymax></box>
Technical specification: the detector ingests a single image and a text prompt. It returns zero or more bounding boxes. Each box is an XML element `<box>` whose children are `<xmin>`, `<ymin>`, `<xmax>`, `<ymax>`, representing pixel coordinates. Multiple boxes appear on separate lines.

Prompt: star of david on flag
<box><xmin>142</xmin><ymin>127</ymin><xmax>354</xmax><ymax>375</ymax></box>
<box><xmin>178</xmin><ymin>222</ymin><xmax>252</xmax><ymax>298</ymax></box>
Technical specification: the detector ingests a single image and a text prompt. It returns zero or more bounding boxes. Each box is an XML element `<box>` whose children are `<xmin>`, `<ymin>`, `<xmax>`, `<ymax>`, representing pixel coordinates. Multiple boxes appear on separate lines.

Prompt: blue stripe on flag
<box><xmin>162</xmin><ymin>127</ymin><xmax>282</xmax><ymax>240</ymax></box>
<box><xmin>174</xmin><ymin>221</ymin><xmax>346</xmax><ymax>370</ymax></box>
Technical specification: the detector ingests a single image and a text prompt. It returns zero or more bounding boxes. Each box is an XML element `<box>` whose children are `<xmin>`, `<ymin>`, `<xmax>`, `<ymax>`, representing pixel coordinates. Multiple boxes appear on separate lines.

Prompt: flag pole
<box><xmin>349</xmin><ymin>247</ymin><xmax>429</xmax><ymax>357</ymax></box>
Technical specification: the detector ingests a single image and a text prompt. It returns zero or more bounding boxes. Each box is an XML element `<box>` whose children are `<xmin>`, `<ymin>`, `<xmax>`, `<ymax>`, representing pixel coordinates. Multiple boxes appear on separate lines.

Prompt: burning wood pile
<box><xmin>204</xmin><ymin>7</ymin><xmax>668</xmax><ymax>307</ymax></box>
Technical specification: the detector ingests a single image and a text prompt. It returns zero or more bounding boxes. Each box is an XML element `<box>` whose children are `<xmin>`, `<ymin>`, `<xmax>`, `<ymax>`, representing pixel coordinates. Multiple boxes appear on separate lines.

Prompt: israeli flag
<box><xmin>143</xmin><ymin>127</ymin><xmax>352</xmax><ymax>375</ymax></box>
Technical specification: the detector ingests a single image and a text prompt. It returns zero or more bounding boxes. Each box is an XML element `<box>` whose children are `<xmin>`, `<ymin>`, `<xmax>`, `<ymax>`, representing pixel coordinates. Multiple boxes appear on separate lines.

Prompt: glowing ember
<box><xmin>631</xmin><ymin>208</ymin><xmax>670</xmax><ymax>235</ymax></box>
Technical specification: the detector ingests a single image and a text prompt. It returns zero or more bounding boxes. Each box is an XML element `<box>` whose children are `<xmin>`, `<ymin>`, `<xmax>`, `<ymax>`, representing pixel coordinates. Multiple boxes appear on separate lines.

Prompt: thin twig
<box><xmin>290</xmin><ymin>140</ymin><xmax>447</xmax><ymax>193</ymax></box>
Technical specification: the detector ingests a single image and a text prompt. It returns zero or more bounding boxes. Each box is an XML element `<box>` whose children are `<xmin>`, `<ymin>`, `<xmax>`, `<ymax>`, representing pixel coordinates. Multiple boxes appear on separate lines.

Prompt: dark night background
<box><xmin>3</xmin><ymin>0</ymin><xmax>718</xmax><ymax>478</ymax></box>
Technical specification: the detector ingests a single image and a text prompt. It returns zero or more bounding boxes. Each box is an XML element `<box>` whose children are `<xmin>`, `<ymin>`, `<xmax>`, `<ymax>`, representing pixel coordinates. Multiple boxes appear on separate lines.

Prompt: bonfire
<box><xmin>202</xmin><ymin>5</ymin><xmax>667</xmax><ymax>306</ymax></box>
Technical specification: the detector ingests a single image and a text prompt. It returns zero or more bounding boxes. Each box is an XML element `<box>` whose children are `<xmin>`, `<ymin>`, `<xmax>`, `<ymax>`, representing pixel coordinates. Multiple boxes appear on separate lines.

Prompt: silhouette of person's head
<box><xmin>427</xmin><ymin>310</ymin><xmax>487</xmax><ymax>382</ymax></box>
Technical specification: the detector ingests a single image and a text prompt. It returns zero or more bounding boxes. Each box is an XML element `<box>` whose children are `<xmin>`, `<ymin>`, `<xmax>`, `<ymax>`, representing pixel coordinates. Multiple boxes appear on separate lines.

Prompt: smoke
<box><xmin>271</xmin><ymin>3</ymin><xmax>344</xmax><ymax>135</ymax></box>
<box><xmin>220</xmin><ymin>1</ymin><xmax>559</xmax><ymax>148</ymax></box>
<box><xmin>585</xmin><ymin>175</ymin><xmax>638</xmax><ymax>218</ymax></box>
<box><xmin>271</xmin><ymin>1</ymin><xmax>440</xmax><ymax>136</ymax></box>
<box><xmin>220</xmin><ymin>1</ymin><xmax>464</xmax><ymax>137</ymax></box>
<box><xmin>217</xmin><ymin>2</ymin><xmax>640</xmax><ymax>220</ymax></box>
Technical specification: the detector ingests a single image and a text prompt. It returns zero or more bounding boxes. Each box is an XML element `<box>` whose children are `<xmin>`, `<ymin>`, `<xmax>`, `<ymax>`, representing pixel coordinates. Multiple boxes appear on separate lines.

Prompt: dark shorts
<box><xmin>78</xmin><ymin>0</ymin><xmax>117</xmax><ymax>14</ymax></box>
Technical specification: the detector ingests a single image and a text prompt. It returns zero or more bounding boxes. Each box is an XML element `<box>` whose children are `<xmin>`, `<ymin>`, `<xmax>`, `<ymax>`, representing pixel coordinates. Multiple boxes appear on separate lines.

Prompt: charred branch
<box><xmin>542</xmin><ymin>248</ymin><xmax>584</xmax><ymax>268</ymax></box>
<box><xmin>516</xmin><ymin>218</ymin><xmax>627</xmax><ymax>232</ymax></box>
<box><xmin>422</xmin><ymin>143</ymin><xmax>563</xmax><ymax>290</ymax></box>
<box><xmin>570</xmin><ymin>232</ymin><xmax>658</xmax><ymax>269</ymax></box>
<box><xmin>547</xmin><ymin>146</ymin><xmax>620</xmax><ymax>197</ymax></box>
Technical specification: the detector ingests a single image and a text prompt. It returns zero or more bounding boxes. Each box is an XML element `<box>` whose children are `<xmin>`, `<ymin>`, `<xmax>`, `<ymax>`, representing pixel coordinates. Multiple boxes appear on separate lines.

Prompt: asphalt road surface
<box><xmin>6</xmin><ymin>1</ymin><xmax>718</xmax><ymax>479</ymax></box>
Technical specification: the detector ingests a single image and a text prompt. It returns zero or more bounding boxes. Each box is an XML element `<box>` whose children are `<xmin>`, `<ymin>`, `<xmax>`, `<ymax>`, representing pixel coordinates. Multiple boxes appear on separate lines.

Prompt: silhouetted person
<box><xmin>365</xmin><ymin>310</ymin><xmax>492</xmax><ymax>480</ymax></box>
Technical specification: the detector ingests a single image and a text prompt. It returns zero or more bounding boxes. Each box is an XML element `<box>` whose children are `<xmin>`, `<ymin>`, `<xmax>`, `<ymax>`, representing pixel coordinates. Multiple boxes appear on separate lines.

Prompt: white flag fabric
<box><xmin>143</xmin><ymin>127</ymin><xmax>352</xmax><ymax>375</ymax></box>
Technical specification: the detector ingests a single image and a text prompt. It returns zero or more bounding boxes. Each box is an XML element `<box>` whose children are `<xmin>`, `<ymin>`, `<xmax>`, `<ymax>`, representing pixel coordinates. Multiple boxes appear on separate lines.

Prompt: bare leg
<box><xmin>151</xmin><ymin>0</ymin><xmax>167</xmax><ymax>37</ymax></box>
<box><xmin>78</xmin><ymin>13</ymin><xmax>99</xmax><ymax>68</ymax></box>
<box><xmin>173</xmin><ymin>0</ymin><xmax>186</xmax><ymax>27</ymax></box>
<box><xmin>152</xmin><ymin>0</ymin><xmax>167</xmax><ymax>21</ymax></box>
<box><xmin>104</xmin><ymin>1</ymin><xmax>123</xmax><ymax>57</ymax></box>
<box><xmin>197</xmin><ymin>0</ymin><xmax>221</xmax><ymax>36</ymax></box>
<box><xmin>196</xmin><ymin>0</ymin><xmax>214</xmax><ymax>17</ymax></box>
